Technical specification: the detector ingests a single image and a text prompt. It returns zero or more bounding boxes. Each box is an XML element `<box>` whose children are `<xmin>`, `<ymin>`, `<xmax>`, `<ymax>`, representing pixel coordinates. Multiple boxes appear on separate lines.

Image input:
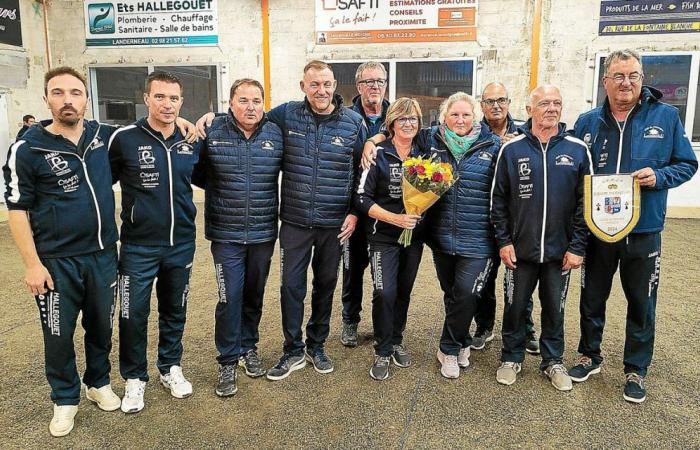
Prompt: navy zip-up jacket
<box><xmin>108</xmin><ymin>118</ymin><xmax>201</xmax><ymax>246</ymax></box>
<box><xmin>419</xmin><ymin>125</ymin><xmax>501</xmax><ymax>258</ymax></box>
<box><xmin>480</xmin><ymin>113</ymin><xmax>525</xmax><ymax>137</ymax></box>
<box><xmin>572</xmin><ymin>86</ymin><xmax>697</xmax><ymax>234</ymax></box>
<box><xmin>491</xmin><ymin>122</ymin><xmax>593</xmax><ymax>263</ymax></box>
<box><xmin>355</xmin><ymin>140</ymin><xmax>426</xmax><ymax>244</ymax></box>
<box><xmin>351</xmin><ymin>94</ymin><xmax>390</xmax><ymax>137</ymax></box>
<box><xmin>267</xmin><ymin>95</ymin><xmax>368</xmax><ymax>229</ymax></box>
<box><xmin>198</xmin><ymin>112</ymin><xmax>284</xmax><ymax>244</ymax></box>
<box><xmin>3</xmin><ymin>120</ymin><xmax>119</xmax><ymax>258</ymax></box>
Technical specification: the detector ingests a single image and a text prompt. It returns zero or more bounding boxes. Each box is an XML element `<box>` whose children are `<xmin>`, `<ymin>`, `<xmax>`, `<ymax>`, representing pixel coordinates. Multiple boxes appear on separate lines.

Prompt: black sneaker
<box><xmin>391</xmin><ymin>344</ymin><xmax>411</xmax><ymax>368</ymax></box>
<box><xmin>266</xmin><ymin>353</ymin><xmax>306</xmax><ymax>381</ymax></box>
<box><xmin>370</xmin><ymin>355</ymin><xmax>391</xmax><ymax>381</ymax></box>
<box><xmin>340</xmin><ymin>322</ymin><xmax>359</xmax><ymax>347</ymax></box>
<box><xmin>525</xmin><ymin>334</ymin><xmax>540</xmax><ymax>355</ymax></box>
<box><xmin>239</xmin><ymin>349</ymin><xmax>266</xmax><ymax>378</ymax></box>
<box><xmin>623</xmin><ymin>373</ymin><xmax>646</xmax><ymax>403</ymax></box>
<box><xmin>470</xmin><ymin>328</ymin><xmax>494</xmax><ymax>350</ymax></box>
<box><xmin>305</xmin><ymin>348</ymin><xmax>334</xmax><ymax>374</ymax></box>
<box><xmin>215</xmin><ymin>364</ymin><xmax>238</xmax><ymax>397</ymax></box>
<box><xmin>569</xmin><ymin>355</ymin><xmax>601</xmax><ymax>382</ymax></box>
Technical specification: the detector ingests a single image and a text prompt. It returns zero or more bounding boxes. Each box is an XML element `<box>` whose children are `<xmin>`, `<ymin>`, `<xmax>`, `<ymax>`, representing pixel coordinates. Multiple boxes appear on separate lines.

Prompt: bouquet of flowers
<box><xmin>399</xmin><ymin>155</ymin><xmax>456</xmax><ymax>246</ymax></box>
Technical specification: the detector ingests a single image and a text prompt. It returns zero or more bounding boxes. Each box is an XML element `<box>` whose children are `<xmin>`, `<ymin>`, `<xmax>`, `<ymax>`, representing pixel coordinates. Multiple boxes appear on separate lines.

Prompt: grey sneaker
<box><xmin>544</xmin><ymin>363</ymin><xmax>573</xmax><ymax>391</ymax></box>
<box><xmin>239</xmin><ymin>350</ymin><xmax>266</xmax><ymax>378</ymax></box>
<box><xmin>392</xmin><ymin>344</ymin><xmax>411</xmax><ymax>368</ymax></box>
<box><xmin>266</xmin><ymin>353</ymin><xmax>306</xmax><ymax>381</ymax></box>
<box><xmin>369</xmin><ymin>355</ymin><xmax>391</xmax><ymax>381</ymax></box>
<box><xmin>470</xmin><ymin>328</ymin><xmax>494</xmax><ymax>350</ymax></box>
<box><xmin>215</xmin><ymin>364</ymin><xmax>238</xmax><ymax>397</ymax></box>
<box><xmin>496</xmin><ymin>361</ymin><xmax>522</xmax><ymax>386</ymax></box>
<box><xmin>305</xmin><ymin>348</ymin><xmax>334</xmax><ymax>374</ymax></box>
<box><xmin>340</xmin><ymin>322</ymin><xmax>359</xmax><ymax>347</ymax></box>
<box><xmin>526</xmin><ymin>334</ymin><xmax>540</xmax><ymax>355</ymax></box>
<box><xmin>569</xmin><ymin>355</ymin><xmax>601</xmax><ymax>382</ymax></box>
<box><xmin>458</xmin><ymin>347</ymin><xmax>471</xmax><ymax>368</ymax></box>
<box><xmin>436</xmin><ymin>350</ymin><xmax>460</xmax><ymax>379</ymax></box>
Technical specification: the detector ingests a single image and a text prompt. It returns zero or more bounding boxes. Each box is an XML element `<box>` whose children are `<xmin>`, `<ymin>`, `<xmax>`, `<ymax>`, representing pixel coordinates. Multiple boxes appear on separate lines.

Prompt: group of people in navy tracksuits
<box><xmin>3</xmin><ymin>49</ymin><xmax>698</xmax><ymax>438</ymax></box>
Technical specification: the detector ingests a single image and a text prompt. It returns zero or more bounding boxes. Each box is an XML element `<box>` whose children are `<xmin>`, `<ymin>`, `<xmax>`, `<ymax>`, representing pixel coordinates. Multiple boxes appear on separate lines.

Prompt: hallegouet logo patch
<box><xmin>643</xmin><ymin>126</ymin><xmax>664</xmax><ymax>139</ymax></box>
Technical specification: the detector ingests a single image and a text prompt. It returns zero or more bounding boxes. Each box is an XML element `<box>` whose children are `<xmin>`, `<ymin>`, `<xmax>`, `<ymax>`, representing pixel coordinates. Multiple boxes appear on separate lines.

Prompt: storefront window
<box><xmin>396</xmin><ymin>60</ymin><xmax>475</xmax><ymax>126</ymax></box>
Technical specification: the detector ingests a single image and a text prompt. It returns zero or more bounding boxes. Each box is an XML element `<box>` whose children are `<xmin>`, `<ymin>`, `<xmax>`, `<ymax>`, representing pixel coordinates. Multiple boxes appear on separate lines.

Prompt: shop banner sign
<box><xmin>84</xmin><ymin>0</ymin><xmax>218</xmax><ymax>47</ymax></box>
<box><xmin>315</xmin><ymin>0</ymin><xmax>478</xmax><ymax>44</ymax></box>
<box><xmin>599</xmin><ymin>0</ymin><xmax>700</xmax><ymax>35</ymax></box>
<box><xmin>0</xmin><ymin>0</ymin><xmax>22</xmax><ymax>47</ymax></box>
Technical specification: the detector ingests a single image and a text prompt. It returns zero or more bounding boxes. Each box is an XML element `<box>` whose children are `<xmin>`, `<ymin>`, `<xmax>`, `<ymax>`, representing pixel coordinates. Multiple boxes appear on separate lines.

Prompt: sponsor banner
<box><xmin>316</xmin><ymin>0</ymin><xmax>477</xmax><ymax>44</ymax></box>
<box><xmin>84</xmin><ymin>0</ymin><xmax>218</xmax><ymax>47</ymax></box>
<box><xmin>599</xmin><ymin>0</ymin><xmax>700</xmax><ymax>35</ymax></box>
<box><xmin>0</xmin><ymin>0</ymin><xmax>22</xmax><ymax>47</ymax></box>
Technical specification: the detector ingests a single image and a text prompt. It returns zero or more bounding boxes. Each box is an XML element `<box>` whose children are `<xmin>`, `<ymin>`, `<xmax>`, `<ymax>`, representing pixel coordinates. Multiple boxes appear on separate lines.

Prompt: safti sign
<box><xmin>84</xmin><ymin>0</ymin><xmax>218</xmax><ymax>47</ymax></box>
<box><xmin>315</xmin><ymin>0</ymin><xmax>478</xmax><ymax>44</ymax></box>
<box><xmin>0</xmin><ymin>0</ymin><xmax>22</xmax><ymax>47</ymax></box>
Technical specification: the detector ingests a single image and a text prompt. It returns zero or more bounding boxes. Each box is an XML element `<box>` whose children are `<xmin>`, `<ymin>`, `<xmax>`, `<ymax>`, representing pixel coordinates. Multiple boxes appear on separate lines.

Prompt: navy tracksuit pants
<box><xmin>211</xmin><ymin>240</ymin><xmax>275</xmax><ymax>365</ymax></box>
<box><xmin>369</xmin><ymin>242</ymin><xmax>423</xmax><ymax>357</ymax></box>
<box><xmin>501</xmin><ymin>261</ymin><xmax>571</xmax><ymax>370</ymax></box>
<box><xmin>279</xmin><ymin>222</ymin><xmax>342</xmax><ymax>356</ymax></box>
<box><xmin>578</xmin><ymin>233</ymin><xmax>661</xmax><ymax>376</ymax></box>
<box><xmin>118</xmin><ymin>241</ymin><xmax>195</xmax><ymax>381</ymax></box>
<box><xmin>475</xmin><ymin>258</ymin><xmax>536</xmax><ymax>337</ymax></box>
<box><xmin>434</xmin><ymin>252</ymin><xmax>495</xmax><ymax>356</ymax></box>
<box><xmin>37</xmin><ymin>246</ymin><xmax>118</xmax><ymax>406</ymax></box>
<box><xmin>341</xmin><ymin>225</ymin><xmax>369</xmax><ymax>325</ymax></box>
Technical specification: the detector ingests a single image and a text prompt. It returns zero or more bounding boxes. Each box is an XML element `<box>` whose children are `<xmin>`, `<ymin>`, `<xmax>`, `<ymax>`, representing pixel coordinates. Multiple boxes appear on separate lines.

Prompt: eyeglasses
<box><xmin>358</xmin><ymin>79</ymin><xmax>387</xmax><ymax>88</ymax></box>
<box><xmin>396</xmin><ymin>116</ymin><xmax>419</xmax><ymax>125</ymax></box>
<box><xmin>482</xmin><ymin>97</ymin><xmax>510</xmax><ymax>107</ymax></box>
<box><xmin>605</xmin><ymin>72</ymin><xmax>644</xmax><ymax>84</ymax></box>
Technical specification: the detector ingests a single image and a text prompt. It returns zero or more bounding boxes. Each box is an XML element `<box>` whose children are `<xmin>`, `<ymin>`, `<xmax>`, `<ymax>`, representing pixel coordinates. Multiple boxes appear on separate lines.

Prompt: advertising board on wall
<box><xmin>84</xmin><ymin>0</ymin><xmax>218</xmax><ymax>47</ymax></box>
<box><xmin>599</xmin><ymin>0</ymin><xmax>700</xmax><ymax>35</ymax></box>
<box><xmin>315</xmin><ymin>0</ymin><xmax>478</xmax><ymax>44</ymax></box>
<box><xmin>0</xmin><ymin>0</ymin><xmax>22</xmax><ymax>47</ymax></box>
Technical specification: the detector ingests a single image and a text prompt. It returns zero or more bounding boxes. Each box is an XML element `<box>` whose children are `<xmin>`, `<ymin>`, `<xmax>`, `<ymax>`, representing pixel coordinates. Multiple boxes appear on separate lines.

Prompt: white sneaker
<box><xmin>458</xmin><ymin>347</ymin><xmax>471</xmax><ymax>368</ymax></box>
<box><xmin>86</xmin><ymin>384</ymin><xmax>121</xmax><ymax>411</ymax></box>
<box><xmin>436</xmin><ymin>350</ymin><xmax>460</xmax><ymax>379</ymax></box>
<box><xmin>121</xmin><ymin>379</ymin><xmax>146</xmax><ymax>413</ymax></box>
<box><xmin>160</xmin><ymin>365</ymin><xmax>193</xmax><ymax>399</ymax></box>
<box><xmin>49</xmin><ymin>404</ymin><xmax>78</xmax><ymax>437</ymax></box>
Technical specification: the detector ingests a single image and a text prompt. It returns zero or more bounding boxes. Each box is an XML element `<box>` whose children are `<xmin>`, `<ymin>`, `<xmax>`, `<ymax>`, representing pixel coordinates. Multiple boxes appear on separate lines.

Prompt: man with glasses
<box><xmin>569</xmin><ymin>49</ymin><xmax>697</xmax><ymax>403</ymax></box>
<box><xmin>340</xmin><ymin>61</ymin><xmax>391</xmax><ymax>348</ymax></box>
<box><xmin>471</xmin><ymin>82</ymin><xmax>539</xmax><ymax>355</ymax></box>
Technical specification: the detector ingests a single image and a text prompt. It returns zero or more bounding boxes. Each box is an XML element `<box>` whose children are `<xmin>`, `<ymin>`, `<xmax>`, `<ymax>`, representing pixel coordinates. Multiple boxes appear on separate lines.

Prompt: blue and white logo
<box><xmin>88</xmin><ymin>3</ymin><xmax>115</xmax><ymax>35</ymax></box>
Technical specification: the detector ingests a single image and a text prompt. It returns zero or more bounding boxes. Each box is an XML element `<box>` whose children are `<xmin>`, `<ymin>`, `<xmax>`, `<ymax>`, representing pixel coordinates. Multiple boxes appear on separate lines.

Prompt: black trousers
<box><xmin>38</xmin><ymin>245</ymin><xmax>118</xmax><ymax>405</ymax></box>
<box><xmin>475</xmin><ymin>258</ymin><xmax>536</xmax><ymax>337</ymax></box>
<box><xmin>341</xmin><ymin>229</ymin><xmax>369</xmax><ymax>325</ymax></box>
<box><xmin>578</xmin><ymin>233</ymin><xmax>661</xmax><ymax>376</ymax></box>
<box><xmin>501</xmin><ymin>260</ymin><xmax>571</xmax><ymax>370</ymax></box>
<box><xmin>434</xmin><ymin>252</ymin><xmax>495</xmax><ymax>355</ymax></box>
<box><xmin>369</xmin><ymin>242</ymin><xmax>423</xmax><ymax>357</ymax></box>
<box><xmin>279</xmin><ymin>222</ymin><xmax>342</xmax><ymax>356</ymax></box>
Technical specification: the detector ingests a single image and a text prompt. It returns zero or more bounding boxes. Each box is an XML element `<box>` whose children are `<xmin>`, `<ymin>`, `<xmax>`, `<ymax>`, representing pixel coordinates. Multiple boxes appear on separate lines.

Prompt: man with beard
<box><xmin>3</xmin><ymin>67</ymin><xmax>121</xmax><ymax>436</ymax></box>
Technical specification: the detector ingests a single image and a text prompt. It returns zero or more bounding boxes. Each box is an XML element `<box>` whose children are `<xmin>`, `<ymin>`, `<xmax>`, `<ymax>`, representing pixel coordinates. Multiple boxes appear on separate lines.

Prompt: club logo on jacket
<box><xmin>138</xmin><ymin>146</ymin><xmax>156</xmax><ymax>168</ymax></box>
<box><xmin>44</xmin><ymin>153</ymin><xmax>71</xmax><ymax>176</ymax></box>
<box><xmin>518</xmin><ymin>158</ymin><xmax>531</xmax><ymax>180</ymax></box>
<box><xmin>478</xmin><ymin>150</ymin><xmax>493</xmax><ymax>161</ymax></box>
<box><xmin>261</xmin><ymin>140</ymin><xmax>275</xmax><ymax>150</ymax></box>
<box><xmin>177</xmin><ymin>143</ymin><xmax>194</xmax><ymax>155</ymax></box>
<box><xmin>331</xmin><ymin>136</ymin><xmax>344</xmax><ymax>146</ymax></box>
<box><xmin>90</xmin><ymin>136</ymin><xmax>105</xmax><ymax>150</ymax></box>
<box><xmin>555</xmin><ymin>154</ymin><xmax>574</xmax><ymax>166</ymax></box>
<box><xmin>643</xmin><ymin>126</ymin><xmax>664</xmax><ymax>139</ymax></box>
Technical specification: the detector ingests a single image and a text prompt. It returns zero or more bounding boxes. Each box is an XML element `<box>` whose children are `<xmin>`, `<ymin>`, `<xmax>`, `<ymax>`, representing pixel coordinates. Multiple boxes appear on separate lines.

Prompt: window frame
<box><xmin>88</xmin><ymin>63</ymin><xmax>222</xmax><ymax>123</ymax></box>
<box><xmin>593</xmin><ymin>51</ymin><xmax>700</xmax><ymax>148</ymax></box>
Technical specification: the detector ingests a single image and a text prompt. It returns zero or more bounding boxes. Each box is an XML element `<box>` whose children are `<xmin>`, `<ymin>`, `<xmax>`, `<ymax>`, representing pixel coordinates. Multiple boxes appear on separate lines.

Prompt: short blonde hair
<box><xmin>438</xmin><ymin>92</ymin><xmax>477</xmax><ymax>124</ymax></box>
<box><xmin>384</xmin><ymin>97</ymin><xmax>422</xmax><ymax>139</ymax></box>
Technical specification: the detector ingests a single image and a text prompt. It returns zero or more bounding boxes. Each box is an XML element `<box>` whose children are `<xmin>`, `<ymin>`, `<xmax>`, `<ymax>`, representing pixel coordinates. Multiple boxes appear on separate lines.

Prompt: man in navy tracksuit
<box><xmin>197</xmin><ymin>79</ymin><xmax>284</xmax><ymax>397</ymax></box>
<box><xmin>108</xmin><ymin>72</ymin><xmax>201</xmax><ymax>413</ymax></box>
<box><xmin>3</xmin><ymin>67</ymin><xmax>121</xmax><ymax>437</ymax></box>
<box><xmin>264</xmin><ymin>61</ymin><xmax>367</xmax><ymax>380</ymax></box>
<box><xmin>491</xmin><ymin>85</ymin><xmax>592</xmax><ymax>392</ymax></box>
<box><xmin>472</xmin><ymin>81</ymin><xmax>538</xmax><ymax>354</ymax></box>
<box><xmin>340</xmin><ymin>61</ymin><xmax>391</xmax><ymax>348</ymax></box>
<box><xmin>569</xmin><ymin>50</ymin><xmax>698</xmax><ymax>403</ymax></box>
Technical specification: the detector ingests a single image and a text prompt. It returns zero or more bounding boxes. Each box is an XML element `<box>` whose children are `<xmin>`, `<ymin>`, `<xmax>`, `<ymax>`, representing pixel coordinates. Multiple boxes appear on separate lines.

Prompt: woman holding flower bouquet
<box><xmin>362</xmin><ymin>92</ymin><xmax>501</xmax><ymax>379</ymax></box>
<box><xmin>355</xmin><ymin>97</ymin><xmax>427</xmax><ymax>381</ymax></box>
